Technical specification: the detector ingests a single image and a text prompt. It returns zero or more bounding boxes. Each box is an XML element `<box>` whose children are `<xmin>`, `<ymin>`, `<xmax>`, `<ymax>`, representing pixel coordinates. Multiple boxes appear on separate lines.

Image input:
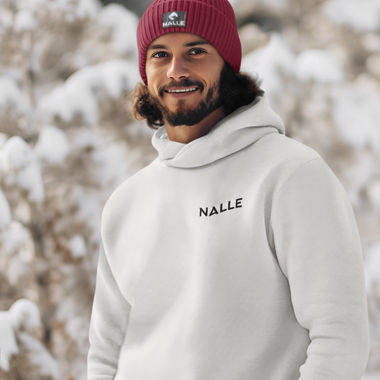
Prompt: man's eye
<box><xmin>152</xmin><ymin>51</ymin><xmax>168</xmax><ymax>58</ymax></box>
<box><xmin>189</xmin><ymin>48</ymin><xmax>205</xmax><ymax>55</ymax></box>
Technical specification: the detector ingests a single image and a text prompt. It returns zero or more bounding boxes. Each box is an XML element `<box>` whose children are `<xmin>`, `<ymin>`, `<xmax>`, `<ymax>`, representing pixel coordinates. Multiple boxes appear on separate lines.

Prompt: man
<box><xmin>87</xmin><ymin>0</ymin><xmax>369</xmax><ymax>379</ymax></box>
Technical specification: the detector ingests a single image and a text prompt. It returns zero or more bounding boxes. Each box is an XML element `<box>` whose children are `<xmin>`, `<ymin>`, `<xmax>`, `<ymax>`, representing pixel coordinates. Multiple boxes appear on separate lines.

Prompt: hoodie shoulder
<box><xmin>260</xmin><ymin>132</ymin><xmax>321</xmax><ymax>166</ymax></box>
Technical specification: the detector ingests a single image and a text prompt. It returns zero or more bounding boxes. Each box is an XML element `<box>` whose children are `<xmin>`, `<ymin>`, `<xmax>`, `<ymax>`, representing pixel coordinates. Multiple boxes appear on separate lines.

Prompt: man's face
<box><xmin>145</xmin><ymin>32</ymin><xmax>225</xmax><ymax>126</ymax></box>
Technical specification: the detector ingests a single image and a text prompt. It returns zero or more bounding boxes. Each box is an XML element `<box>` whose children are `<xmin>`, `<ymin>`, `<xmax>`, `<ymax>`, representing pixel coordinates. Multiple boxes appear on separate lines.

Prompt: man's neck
<box><xmin>165</xmin><ymin>106</ymin><xmax>227</xmax><ymax>144</ymax></box>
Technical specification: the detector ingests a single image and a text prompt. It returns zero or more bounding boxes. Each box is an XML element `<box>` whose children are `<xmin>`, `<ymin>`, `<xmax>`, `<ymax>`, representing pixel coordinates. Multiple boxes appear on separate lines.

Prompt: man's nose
<box><xmin>166</xmin><ymin>56</ymin><xmax>190</xmax><ymax>81</ymax></box>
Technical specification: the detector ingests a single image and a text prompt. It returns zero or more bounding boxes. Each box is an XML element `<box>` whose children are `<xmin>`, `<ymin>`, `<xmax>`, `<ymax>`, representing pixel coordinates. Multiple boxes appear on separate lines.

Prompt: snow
<box><xmin>0</xmin><ymin>132</ymin><xmax>8</xmax><ymax>149</ymax></box>
<box><xmin>69</xmin><ymin>186</ymin><xmax>103</xmax><ymax>242</ymax></box>
<box><xmin>365</xmin><ymin>242</ymin><xmax>380</xmax><ymax>291</ymax></box>
<box><xmin>34</xmin><ymin>125</ymin><xmax>70</xmax><ymax>164</ymax></box>
<box><xmin>45</xmin><ymin>0</ymin><xmax>101</xmax><ymax>20</ymax></box>
<box><xmin>367</xmin><ymin>180</ymin><xmax>380</xmax><ymax>213</ymax></box>
<box><xmin>65</xmin><ymin>316</ymin><xmax>89</xmax><ymax>344</ymax></box>
<box><xmin>323</xmin><ymin>0</ymin><xmax>380</xmax><ymax>32</ymax></box>
<box><xmin>15</xmin><ymin>0</ymin><xmax>44</xmax><ymax>12</ymax></box>
<box><xmin>7</xmin><ymin>254</ymin><xmax>31</xmax><ymax>286</ymax></box>
<box><xmin>0</xmin><ymin>7</ymin><xmax>13</xmax><ymax>30</ymax></box>
<box><xmin>258</xmin><ymin>0</ymin><xmax>286</xmax><ymax>11</ymax></box>
<box><xmin>341</xmin><ymin>151</ymin><xmax>377</xmax><ymax>208</ymax></box>
<box><xmin>0</xmin><ymin>76</ymin><xmax>29</xmax><ymax>113</ymax></box>
<box><xmin>91</xmin><ymin>137</ymin><xmax>138</xmax><ymax>189</ymax></box>
<box><xmin>14</xmin><ymin>9</ymin><xmax>37</xmax><ymax>31</ymax></box>
<box><xmin>229</xmin><ymin>0</ymin><xmax>286</xmax><ymax>9</ymax></box>
<box><xmin>69</xmin><ymin>234</ymin><xmax>86</xmax><ymax>258</ymax></box>
<box><xmin>241</xmin><ymin>33</ymin><xmax>295</xmax><ymax>100</ymax></box>
<box><xmin>98</xmin><ymin>3</ymin><xmax>139</xmax><ymax>56</ymax></box>
<box><xmin>331</xmin><ymin>84</ymin><xmax>380</xmax><ymax>152</ymax></box>
<box><xmin>75</xmin><ymin>0</ymin><xmax>101</xmax><ymax>19</ymax></box>
<box><xmin>0</xmin><ymin>300</ymin><xmax>57</xmax><ymax>376</ymax></box>
<box><xmin>0</xmin><ymin>136</ymin><xmax>34</xmax><ymax>169</ymax></box>
<box><xmin>70</xmin><ymin>128</ymin><xmax>98</xmax><ymax>150</ymax></box>
<box><xmin>0</xmin><ymin>311</ymin><xmax>19</xmax><ymax>371</ymax></box>
<box><xmin>0</xmin><ymin>136</ymin><xmax>45</xmax><ymax>202</ymax></box>
<box><xmin>9</xmin><ymin>298</ymin><xmax>41</xmax><ymax>331</ymax></box>
<box><xmin>0</xmin><ymin>187</ymin><xmax>11</xmax><ymax>229</ymax></box>
<box><xmin>295</xmin><ymin>49</ymin><xmax>344</xmax><ymax>84</ymax></box>
<box><xmin>0</xmin><ymin>220</ymin><xmax>33</xmax><ymax>254</ymax></box>
<box><xmin>38</xmin><ymin>59</ymin><xmax>140</xmax><ymax>125</ymax></box>
<box><xmin>361</xmin><ymin>33</ymin><xmax>380</xmax><ymax>52</ymax></box>
<box><xmin>18</xmin><ymin>333</ymin><xmax>59</xmax><ymax>380</ymax></box>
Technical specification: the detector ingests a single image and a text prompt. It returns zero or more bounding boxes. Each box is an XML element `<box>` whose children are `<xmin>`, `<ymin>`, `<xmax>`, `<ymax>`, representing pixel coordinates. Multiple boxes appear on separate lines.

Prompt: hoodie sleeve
<box><xmin>87</xmin><ymin>240</ymin><xmax>131</xmax><ymax>380</ymax></box>
<box><xmin>272</xmin><ymin>157</ymin><xmax>369</xmax><ymax>380</ymax></box>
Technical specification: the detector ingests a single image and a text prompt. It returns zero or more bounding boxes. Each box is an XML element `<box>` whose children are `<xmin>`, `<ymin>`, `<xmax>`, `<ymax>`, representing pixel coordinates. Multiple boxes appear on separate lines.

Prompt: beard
<box><xmin>149</xmin><ymin>76</ymin><xmax>223</xmax><ymax>127</ymax></box>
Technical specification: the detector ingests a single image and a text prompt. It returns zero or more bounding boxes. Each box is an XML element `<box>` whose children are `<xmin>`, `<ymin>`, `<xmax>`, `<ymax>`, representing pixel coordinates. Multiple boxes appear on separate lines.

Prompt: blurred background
<box><xmin>0</xmin><ymin>0</ymin><xmax>379</xmax><ymax>379</ymax></box>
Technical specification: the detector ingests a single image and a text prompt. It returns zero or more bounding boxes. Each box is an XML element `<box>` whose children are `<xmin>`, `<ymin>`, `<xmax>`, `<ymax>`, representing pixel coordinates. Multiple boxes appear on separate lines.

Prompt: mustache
<box><xmin>158</xmin><ymin>79</ymin><xmax>204</xmax><ymax>98</ymax></box>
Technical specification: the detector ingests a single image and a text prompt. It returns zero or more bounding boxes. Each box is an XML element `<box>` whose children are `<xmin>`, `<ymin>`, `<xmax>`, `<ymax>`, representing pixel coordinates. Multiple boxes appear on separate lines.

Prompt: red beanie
<box><xmin>137</xmin><ymin>0</ymin><xmax>242</xmax><ymax>85</ymax></box>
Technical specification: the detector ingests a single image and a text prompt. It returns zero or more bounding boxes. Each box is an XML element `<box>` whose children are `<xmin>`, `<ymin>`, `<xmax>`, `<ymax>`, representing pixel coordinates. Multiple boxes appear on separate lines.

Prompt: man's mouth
<box><xmin>158</xmin><ymin>80</ymin><xmax>203</xmax><ymax>98</ymax></box>
<box><xmin>165</xmin><ymin>87</ymin><xmax>198</xmax><ymax>93</ymax></box>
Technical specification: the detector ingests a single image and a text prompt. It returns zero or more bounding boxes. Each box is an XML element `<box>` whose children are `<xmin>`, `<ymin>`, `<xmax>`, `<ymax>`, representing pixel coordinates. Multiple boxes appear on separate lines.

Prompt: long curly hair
<box><xmin>132</xmin><ymin>62</ymin><xmax>264</xmax><ymax>129</ymax></box>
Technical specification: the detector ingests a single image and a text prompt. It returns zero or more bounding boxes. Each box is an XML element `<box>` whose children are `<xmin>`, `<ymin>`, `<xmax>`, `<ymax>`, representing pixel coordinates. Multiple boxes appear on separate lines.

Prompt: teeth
<box><xmin>167</xmin><ymin>87</ymin><xmax>197</xmax><ymax>93</ymax></box>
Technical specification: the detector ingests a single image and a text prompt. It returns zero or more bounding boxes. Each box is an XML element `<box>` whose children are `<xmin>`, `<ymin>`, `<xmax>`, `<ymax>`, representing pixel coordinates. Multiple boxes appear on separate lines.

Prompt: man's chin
<box><xmin>163</xmin><ymin>101</ymin><xmax>216</xmax><ymax>126</ymax></box>
<box><xmin>152</xmin><ymin>82</ymin><xmax>222</xmax><ymax>127</ymax></box>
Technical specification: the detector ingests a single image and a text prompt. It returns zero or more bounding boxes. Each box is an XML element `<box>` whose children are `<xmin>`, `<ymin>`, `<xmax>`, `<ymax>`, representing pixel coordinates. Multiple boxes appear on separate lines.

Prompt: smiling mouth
<box><xmin>165</xmin><ymin>87</ymin><xmax>198</xmax><ymax>93</ymax></box>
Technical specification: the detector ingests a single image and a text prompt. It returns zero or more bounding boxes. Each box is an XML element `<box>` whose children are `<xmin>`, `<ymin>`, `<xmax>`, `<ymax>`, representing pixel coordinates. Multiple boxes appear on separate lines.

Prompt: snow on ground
<box><xmin>98</xmin><ymin>3</ymin><xmax>139</xmax><ymax>56</ymax></box>
<box><xmin>38</xmin><ymin>59</ymin><xmax>140</xmax><ymax>125</ymax></box>
<box><xmin>295</xmin><ymin>49</ymin><xmax>344</xmax><ymax>84</ymax></box>
<box><xmin>0</xmin><ymin>136</ymin><xmax>44</xmax><ymax>202</ymax></box>
<box><xmin>0</xmin><ymin>187</ymin><xmax>11</xmax><ymax>228</ymax></box>
<box><xmin>34</xmin><ymin>125</ymin><xmax>70</xmax><ymax>164</ymax></box>
<box><xmin>0</xmin><ymin>76</ymin><xmax>29</xmax><ymax>113</ymax></box>
<box><xmin>323</xmin><ymin>0</ymin><xmax>380</xmax><ymax>32</ymax></box>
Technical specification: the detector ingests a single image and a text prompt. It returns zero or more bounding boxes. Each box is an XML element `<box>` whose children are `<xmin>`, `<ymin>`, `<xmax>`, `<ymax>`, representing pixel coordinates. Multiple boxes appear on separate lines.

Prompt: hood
<box><xmin>151</xmin><ymin>93</ymin><xmax>285</xmax><ymax>168</ymax></box>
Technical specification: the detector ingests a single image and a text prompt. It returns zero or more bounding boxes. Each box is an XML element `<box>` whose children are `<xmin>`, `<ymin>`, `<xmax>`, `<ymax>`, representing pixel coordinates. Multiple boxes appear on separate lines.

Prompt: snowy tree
<box><xmin>0</xmin><ymin>0</ymin><xmax>155</xmax><ymax>379</ymax></box>
<box><xmin>1</xmin><ymin>0</ymin><xmax>379</xmax><ymax>379</ymax></box>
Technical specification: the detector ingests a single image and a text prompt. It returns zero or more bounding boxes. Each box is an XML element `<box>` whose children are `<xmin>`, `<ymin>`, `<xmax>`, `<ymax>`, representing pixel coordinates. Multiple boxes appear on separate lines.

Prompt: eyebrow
<box><xmin>148</xmin><ymin>40</ymin><xmax>211</xmax><ymax>51</ymax></box>
<box><xmin>184</xmin><ymin>40</ymin><xmax>211</xmax><ymax>47</ymax></box>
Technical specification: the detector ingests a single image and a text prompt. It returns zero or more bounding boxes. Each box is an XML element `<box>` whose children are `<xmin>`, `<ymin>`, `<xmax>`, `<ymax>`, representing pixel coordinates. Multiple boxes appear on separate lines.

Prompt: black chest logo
<box><xmin>199</xmin><ymin>198</ymin><xmax>243</xmax><ymax>217</ymax></box>
<box><xmin>162</xmin><ymin>11</ymin><xmax>186</xmax><ymax>29</ymax></box>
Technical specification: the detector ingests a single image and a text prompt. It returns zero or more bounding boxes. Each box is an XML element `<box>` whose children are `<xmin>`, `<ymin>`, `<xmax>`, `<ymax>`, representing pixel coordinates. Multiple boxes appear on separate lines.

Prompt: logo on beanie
<box><xmin>162</xmin><ymin>11</ymin><xmax>186</xmax><ymax>29</ymax></box>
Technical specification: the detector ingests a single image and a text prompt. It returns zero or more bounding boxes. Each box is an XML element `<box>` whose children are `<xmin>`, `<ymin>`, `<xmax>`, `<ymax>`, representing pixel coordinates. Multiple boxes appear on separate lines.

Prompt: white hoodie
<box><xmin>87</xmin><ymin>94</ymin><xmax>369</xmax><ymax>380</ymax></box>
